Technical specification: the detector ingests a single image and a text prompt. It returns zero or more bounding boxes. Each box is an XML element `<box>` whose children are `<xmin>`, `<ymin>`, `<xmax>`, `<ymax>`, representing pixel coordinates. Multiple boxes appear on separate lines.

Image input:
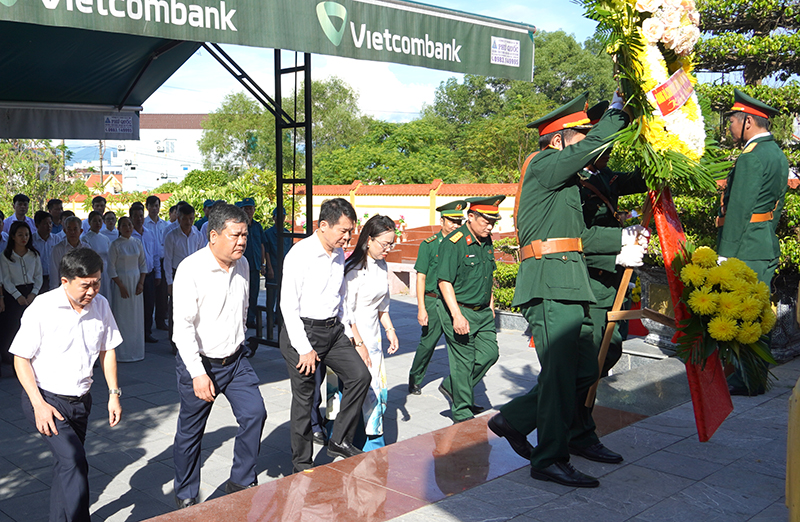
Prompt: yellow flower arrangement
<box><xmin>680</xmin><ymin>263</ymin><xmax>706</xmax><ymax>287</ymax></box>
<box><xmin>691</xmin><ymin>246</ymin><xmax>718</xmax><ymax>268</ymax></box>
<box><xmin>673</xmin><ymin>243</ymin><xmax>777</xmax><ymax>393</ymax></box>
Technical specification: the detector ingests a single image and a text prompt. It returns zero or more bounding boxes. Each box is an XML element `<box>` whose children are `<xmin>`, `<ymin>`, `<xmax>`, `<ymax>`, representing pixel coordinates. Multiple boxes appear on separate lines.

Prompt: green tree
<box><xmin>198</xmin><ymin>92</ymin><xmax>276</xmax><ymax>172</ymax></box>
<box><xmin>0</xmin><ymin>139</ymin><xmax>80</xmax><ymax>214</ymax></box>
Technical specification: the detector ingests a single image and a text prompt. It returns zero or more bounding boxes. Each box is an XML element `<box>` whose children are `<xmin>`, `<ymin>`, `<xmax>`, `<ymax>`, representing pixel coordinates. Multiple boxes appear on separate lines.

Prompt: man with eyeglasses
<box><xmin>436</xmin><ymin>196</ymin><xmax>505</xmax><ymax>424</ymax></box>
<box><xmin>407</xmin><ymin>200</ymin><xmax>467</xmax><ymax>395</ymax></box>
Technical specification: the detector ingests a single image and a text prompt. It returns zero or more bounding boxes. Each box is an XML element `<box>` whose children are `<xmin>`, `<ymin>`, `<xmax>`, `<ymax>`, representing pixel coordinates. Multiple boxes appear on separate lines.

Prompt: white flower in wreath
<box><xmin>662</xmin><ymin>25</ymin><xmax>680</xmax><ymax>49</ymax></box>
<box><xmin>658</xmin><ymin>7</ymin><xmax>682</xmax><ymax>30</ymax></box>
<box><xmin>662</xmin><ymin>0</ymin><xmax>682</xmax><ymax>9</ymax></box>
<box><xmin>680</xmin><ymin>0</ymin><xmax>696</xmax><ymax>9</ymax></box>
<box><xmin>687</xmin><ymin>9</ymin><xmax>701</xmax><ymax>26</ymax></box>
<box><xmin>674</xmin><ymin>25</ymin><xmax>700</xmax><ymax>55</ymax></box>
<box><xmin>642</xmin><ymin>18</ymin><xmax>666</xmax><ymax>43</ymax></box>
<box><xmin>635</xmin><ymin>0</ymin><xmax>662</xmax><ymax>13</ymax></box>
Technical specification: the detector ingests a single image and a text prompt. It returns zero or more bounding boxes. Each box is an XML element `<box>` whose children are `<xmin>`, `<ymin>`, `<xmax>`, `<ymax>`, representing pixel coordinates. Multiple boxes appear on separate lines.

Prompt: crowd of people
<box><xmin>2</xmin><ymin>89</ymin><xmax>788</xmax><ymax>520</ymax></box>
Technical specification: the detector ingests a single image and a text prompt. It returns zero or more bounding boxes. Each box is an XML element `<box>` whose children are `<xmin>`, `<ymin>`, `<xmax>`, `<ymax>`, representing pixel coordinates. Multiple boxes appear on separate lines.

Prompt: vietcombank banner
<box><xmin>0</xmin><ymin>0</ymin><xmax>535</xmax><ymax>80</ymax></box>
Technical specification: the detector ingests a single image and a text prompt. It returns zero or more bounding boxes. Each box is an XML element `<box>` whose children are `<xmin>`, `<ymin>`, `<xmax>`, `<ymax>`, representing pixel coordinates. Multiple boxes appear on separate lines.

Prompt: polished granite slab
<box><xmin>147</xmin><ymin>406</ymin><xmax>646</xmax><ymax>521</ymax></box>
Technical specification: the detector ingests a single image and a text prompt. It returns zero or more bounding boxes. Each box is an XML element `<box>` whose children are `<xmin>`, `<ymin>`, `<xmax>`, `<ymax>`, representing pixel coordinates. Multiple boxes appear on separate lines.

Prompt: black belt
<box><xmin>457</xmin><ymin>302</ymin><xmax>489</xmax><ymax>311</ymax></box>
<box><xmin>41</xmin><ymin>388</ymin><xmax>87</xmax><ymax>403</ymax></box>
<box><xmin>424</xmin><ymin>291</ymin><xmax>439</xmax><ymax>299</ymax></box>
<box><xmin>201</xmin><ymin>345</ymin><xmax>244</xmax><ymax>366</ymax></box>
<box><xmin>301</xmin><ymin>317</ymin><xmax>339</xmax><ymax>328</ymax></box>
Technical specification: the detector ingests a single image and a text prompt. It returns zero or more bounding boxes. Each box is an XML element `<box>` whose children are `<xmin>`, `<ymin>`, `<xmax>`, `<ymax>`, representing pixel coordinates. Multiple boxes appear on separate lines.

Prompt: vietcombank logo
<box><xmin>38</xmin><ymin>0</ymin><xmax>237</xmax><ymax>31</ymax></box>
<box><xmin>0</xmin><ymin>0</ymin><xmax>18</xmax><ymax>7</ymax></box>
<box><xmin>316</xmin><ymin>1</ymin><xmax>462</xmax><ymax>63</ymax></box>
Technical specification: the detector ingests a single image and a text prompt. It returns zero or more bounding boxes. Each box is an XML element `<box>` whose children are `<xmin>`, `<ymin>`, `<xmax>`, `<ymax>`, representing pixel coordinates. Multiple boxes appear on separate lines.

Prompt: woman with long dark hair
<box><xmin>343</xmin><ymin>214</ymin><xmax>399</xmax><ymax>450</ymax></box>
<box><xmin>0</xmin><ymin>222</ymin><xmax>42</xmax><ymax>369</ymax></box>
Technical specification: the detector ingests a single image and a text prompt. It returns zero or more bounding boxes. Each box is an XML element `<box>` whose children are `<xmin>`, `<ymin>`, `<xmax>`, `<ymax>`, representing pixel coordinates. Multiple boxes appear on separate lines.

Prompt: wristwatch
<box><xmin>354</xmin><ymin>341</ymin><xmax>364</xmax><ymax>347</ymax></box>
<box><xmin>109</xmin><ymin>388</ymin><xmax>123</xmax><ymax>397</ymax></box>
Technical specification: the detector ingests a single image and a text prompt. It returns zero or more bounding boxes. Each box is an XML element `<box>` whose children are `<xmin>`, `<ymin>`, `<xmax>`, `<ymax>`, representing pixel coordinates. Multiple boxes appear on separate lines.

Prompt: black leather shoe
<box><xmin>225</xmin><ymin>480</ymin><xmax>257</xmax><ymax>494</ymax></box>
<box><xmin>438</xmin><ymin>384</ymin><xmax>453</xmax><ymax>404</ymax></box>
<box><xmin>327</xmin><ymin>440</ymin><xmax>364</xmax><ymax>459</ymax></box>
<box><xmin>530</xmin><ymin>461</ymin><xmax>599</xmax><ymax>488</ymax></box>
<box><xmin>488</xmin><ymin>413</ymin><xmax>534</xmax><ymax>460</ymax></box>
<box><xmin>312</xmin><ymin>431</ymin><xmax>327</xmax><ymax>446</ymax></box>
<box><xmin>468</xmin><ymin>404</ymin><xmax>488</xmax><ymax>415</ymax></box>
<box><xmin>145</xmin><ymin>335</ymin><xmax>158</xmax><ymax>344</ymax></box>
<box><xmin>156</xmin><ymin>323</ymin><xmax>168</xmax><ymax>331</ymax></box>
<box><xmin>176</xmin><ymin>496</ymin><xmax>197</xmax><ymax>509</ymax></box>
<box><xmin>728</xmin><ymin>384</ymin><xmax>765</xmax><ymax>396</ymax></box>
<box><xmin>408</xmin><ymin>383</ymin><xmax>422</xmax><ymax>395</ymax></box>
<box><xmin>569</xmin><ymin>442</ymin><xmax>623</xmax><ymax>464</ymax></box>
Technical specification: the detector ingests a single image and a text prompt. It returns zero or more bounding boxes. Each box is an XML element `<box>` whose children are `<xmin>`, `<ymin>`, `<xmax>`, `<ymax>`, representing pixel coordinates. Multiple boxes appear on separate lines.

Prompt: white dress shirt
<box><xmin>32</xmin><ymin>232</ymin><xmax>60</xmax><ymax>278</ymax></box>
<box><xmin>132</xmin><ymin>227</ymin><xmax>161</xmax><ymax>277</ymax></box>
<box><xmin>0</xmin><ymin>250</ymin><xmax>43</xmax><ymax>298</ymax></box>
<box><xmin>3</xmin><ymin>215</ymin><xmax>36</xmax><ymax>233</ymax></box>
<box><xmin>281</xmin><ymin>232</ymin><xmax>349</xmax><ymax>356</ymax></box>
<box><xmin>143</xmin><ymin>215</ymin><xmax>169</xmax><ymax>258</ymax></box>
<box><xmin>172</xmin><ymin>246</ymin><xmax>249</xmax><ymax>378</ymax></box>
<box><xmin>100</xmin><ymin>227</ymin><xmax>119</xmax><ymax>241</ymax></box>
<box><xmin>163</xmin><ymin>226</ymin><xmax>206</xmax><ymax>285</ymax></box>
<box><xmin>0</xmin><ymin>231</ymin><xmax>8</xmax><ymax>258</ymax></box>
<box><xmin>50</xmin><ymin>240</ymin><xmax>91</xmax><ymax>290</ymax></box>
<box><xmin>9</xmin><ymin>287</ymin><xmax>122</xmax><ymax>396</ymax></box>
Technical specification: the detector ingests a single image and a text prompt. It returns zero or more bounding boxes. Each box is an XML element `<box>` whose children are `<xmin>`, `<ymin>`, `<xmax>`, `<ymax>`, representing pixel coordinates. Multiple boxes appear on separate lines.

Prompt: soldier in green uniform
<box><xmin>408</xmin><ymin>200</ymin><xmax>467</xmax><ymax>395</ymax></box>
<box><xmin>487</xmin><ymin>93</ymin><xmax>647</xmax><ymax>488</ymax></box>
<box><xmin>436</xmin><ymin>196</ymin><xmax>505</xmax><ymax>423</ymax></box>
<box><xmin>718</xmin><ymin>89</ymin><xmax>789</xmax><ymax>396</ymax></box>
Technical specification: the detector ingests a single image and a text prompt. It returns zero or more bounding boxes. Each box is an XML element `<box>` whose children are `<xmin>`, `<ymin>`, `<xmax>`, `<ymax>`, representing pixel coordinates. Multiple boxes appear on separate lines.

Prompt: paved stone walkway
<box><xmin>0</xmin><ymin>293</ymin><xmax>793</xmax><ymax>521</ymax></box>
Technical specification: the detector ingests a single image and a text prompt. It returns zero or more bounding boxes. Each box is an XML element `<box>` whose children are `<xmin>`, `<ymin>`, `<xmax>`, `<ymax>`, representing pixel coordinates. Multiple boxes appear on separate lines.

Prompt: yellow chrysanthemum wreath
<box><xmin>674</xmin><ymin>244</ymin><xmax>777</xmax><ymax>392</ymax></box>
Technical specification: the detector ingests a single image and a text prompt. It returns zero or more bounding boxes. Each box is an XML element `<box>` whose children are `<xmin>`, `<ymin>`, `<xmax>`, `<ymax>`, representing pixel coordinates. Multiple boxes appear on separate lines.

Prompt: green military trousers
<box><xmin>408</xmin><ymin>296</ymin><xmax>446</xmax><ymax>387</ymax></box>
<box><xmin>438</xmin><ymin>305</ymin><xmax>499</xmax><ymax>422</ymax></box>
<box><xmin>499</xmin><ymin>299</ymin><xmax>598</xmax><ymax>470</ymax></box>
<box><xmin>727</xmin><ymin>257</ymin><xmax>778</xmax><ymax>392</ymax></box>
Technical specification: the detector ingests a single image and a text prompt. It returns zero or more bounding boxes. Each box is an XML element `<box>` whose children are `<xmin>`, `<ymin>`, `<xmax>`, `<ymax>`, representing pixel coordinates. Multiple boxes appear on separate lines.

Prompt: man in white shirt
<box><xmin>11</xmin><ymin>248</ymin><xmax>122</xmax><ymax>522</ymax></box>
<box><xmin>81</xmin><ymin>196</ymin><xmax>106</xmax><ymax>233</ymax></box>
<box><xmin>47</xmin><ymin>199</ymin><xmax>64</xmax><ymax>235</ymax></box>
<box><xmin>32</xmin><ymin>211</ymin><xmax>59</xmax><ymax>293</ymax></box>
<box><xmin>130</xmin><ymin>203</ymin><xmax>161</xmax><ymax>344</ymax></box>
<box><xmin>280</xmin><ymin>197</ymin><xmax>371</xmax><ymax>473</ymax></box>
<box><xmin>50</xmin><ymin>217</ymin><xmax>91</xmax><ymax>290</ymax></box>
<box><xmin>145</xmin><ymin>195</ymin><xmax>170</xmax><ymax>330</ymax></box>
<box><xmin>172</xmin><ymin>203</ymin><xmax>267</xmax><ymax>508</ymax></box>
<box><xmin>4</xmin><ymin>193</ymin><xmax>36</xmax><ymax>232</ymax></box>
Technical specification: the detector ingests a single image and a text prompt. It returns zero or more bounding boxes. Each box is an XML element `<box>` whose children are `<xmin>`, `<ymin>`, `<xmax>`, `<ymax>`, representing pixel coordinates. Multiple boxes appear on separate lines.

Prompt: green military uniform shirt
<box><xmin>717</xmin><ymin>134</ymin><xmax>788</xmax><ymax>262</ymax></box>
<box><xmin>437</xmin><ymin>224</ymin><xmax>496</xmax><ymax>306</ymax></box>
<box><xmin>414</xmin><ymin>232</ymin><xmax>444</xmax><ymax>295</ymax></box>
<box><xmin>513</xmin><ymin>110</ymin><xmax>628</xmax><ymax>307</ymax></box>
<box><xmin>581</xmin><ymin>167</ymin><xmax>648</xmax><ymax>307</ymax></box>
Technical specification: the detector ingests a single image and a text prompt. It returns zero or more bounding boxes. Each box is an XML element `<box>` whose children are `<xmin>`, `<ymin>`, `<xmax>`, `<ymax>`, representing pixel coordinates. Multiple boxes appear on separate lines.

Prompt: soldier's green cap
<box><xmin>527</xmin><ymin>92</ymin><xmax>591</xmax><ymax>134</ymax></box>
<box><xmin>436</xmin><ymin>200</ymin><xmax>467</xmax><ymax>218</ymax></box>
<box><xmin>466</xmin><ymin>195</ymin><xmax>506</xmax><ymax>220</ymax></box>
<box><xmin>726</xmin><ymin>88</ymin><xmax>779</xmax><ymax>119</ymax></box>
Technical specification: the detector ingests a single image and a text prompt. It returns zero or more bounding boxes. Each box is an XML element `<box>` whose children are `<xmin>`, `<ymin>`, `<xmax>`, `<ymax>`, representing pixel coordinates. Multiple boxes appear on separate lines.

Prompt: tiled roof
<box><xmin>140</xmin><ymin>114</ymin><xmax>208</xmax><ymax>130</ymax></box>
<box><xmin>68</xmin><ymin>192</ymin><xmax>172</xmax><ymax>203</ymax></box>
<box><xmin>85</xmin><ymin>174</ymin><xmax>123</xmax><ymax>186</ymax></box>
<box><xmin>294</xmin><ymin>180</ymin><xmax>361</xmax><ymax>196</ymax></box>
<box><xmin>358</xmin><ymin>179</ymin><xmax>443</xmax><ymax>195</ymax></box>
<box><xmin>436</xmin><ymin>183</ymin><xmax>518</xmax><ymax>196</ymax></box>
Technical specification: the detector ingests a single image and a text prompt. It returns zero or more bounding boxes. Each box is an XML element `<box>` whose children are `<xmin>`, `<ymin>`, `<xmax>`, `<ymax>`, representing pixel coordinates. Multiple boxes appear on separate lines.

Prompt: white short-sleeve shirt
<box><xmin>10</xmin><ymin>287</ymin><xmax>122</xmax><ymax>396</ymax></box>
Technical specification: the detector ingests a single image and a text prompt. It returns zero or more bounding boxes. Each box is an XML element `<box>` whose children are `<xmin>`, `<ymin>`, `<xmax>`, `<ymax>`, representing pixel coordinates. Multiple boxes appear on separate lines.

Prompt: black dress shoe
<box><xmin>156</xmin><ymin>323</ymin><xmax>168</xmax><ymax>331</ymax></box>
<box><xmin>327</xmin><ymin>440</ymin><xmax>364</xmax><ymax>459</ymax></box>
<box><xmin>488</xmin><ymin>413</ymin><xmax>534</xmax><ymax>460</ymax></box>
<box><xmin>225</xmin><ymin>480</ymin><xmax>257</xmax><ymax>494</ymax></box>
<box><xmin>530</xmin><ymin>461</ymin><xmax>599</xmax><ymax>488</ymax></box>
<box><xmin>145</xmin><ymin>335</ymin><xmax>158</xmax><ymax>344</ymax></box>
<box><xmin>176</xmin><ymin>496</ymin><xmax>198</xmax><ymax>509</ymax></box>
<box><xmin>408</xmin><ymin>383</ymin><xmax>422</xmax><ymax>395</ymax></box>
<box><xmin>569</xmin><ymin>442</ymin><xmax>623</xmax><ymax>464</ymax></box>
<box><xmin>468</xmin><ymin>404</ymin><xmax>488</xmax><ymax>415</ymax></box>
<box><xmin>438</xmin><ymin>384</ymin><xmax>453</xmax><ymax>404</ymax></box>
<box><xmin>728</xmin><ymin>384</ymin><xmax>765</xmax><ymax>396</ymax></box>
<box><xmin>312</xmin><ymin>431</ymin><xmax>328</xmax><ymax>446</ymax></box>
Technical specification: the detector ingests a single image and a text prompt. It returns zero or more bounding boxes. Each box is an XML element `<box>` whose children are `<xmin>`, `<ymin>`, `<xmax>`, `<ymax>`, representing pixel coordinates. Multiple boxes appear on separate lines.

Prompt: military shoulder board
<box><xmin>424</xmin><ymin>235</ymin><xmax>438</xmax><ymax>243</ymax></box>
<box><xmin>449</xmin><ymin>231</ymin><xmax>463</xmax><ymax>243</ymax></box>
<box><xmin>742</xmin><ymin>142</ymin><xmax>758</xmax><ymax>154</ymax></box>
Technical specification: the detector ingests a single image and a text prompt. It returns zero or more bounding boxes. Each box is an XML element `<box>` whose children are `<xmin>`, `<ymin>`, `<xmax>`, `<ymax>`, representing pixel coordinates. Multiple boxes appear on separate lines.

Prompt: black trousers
<box><xmin>23</xmin><ymin>389</ymin><xmax>92</xmax><ymax>522</ymax></box>
<box><xmin>279</xmin><ymin>321</ymin><xmax>370</xmax><ymax>472</ymax></box>
<box><xmin>173</xmin><ymin>351</ymin><xmax>267</xmax><ymax>500</ymax></box>
<box><xmin>155</xmin><ymin>258</ymin><xmax>168</xmax><ymax>327</ymax></box>
<box><xmin>143</xmin><ymin>270</ymin><xmax>156</xmax><ymax>337</ymax></box>
<box><xmin>310</xmin><ymin>362</ymin><xmax>327</xmax><ymax>434</ymax></box>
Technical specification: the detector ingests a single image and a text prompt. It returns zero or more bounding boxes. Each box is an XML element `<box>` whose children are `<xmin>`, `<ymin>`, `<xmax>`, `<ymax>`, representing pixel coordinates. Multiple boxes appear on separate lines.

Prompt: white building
<box><xmin>66</xmin><ymin>114</ymin><xmax>207</xmax><ymax>191</ymax></box>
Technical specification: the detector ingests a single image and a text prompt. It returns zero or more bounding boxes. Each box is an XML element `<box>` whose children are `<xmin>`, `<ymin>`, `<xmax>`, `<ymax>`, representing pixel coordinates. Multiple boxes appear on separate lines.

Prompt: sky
<box><xmin>141</xmin><ymin>0</ymin><xmax>600</xmax><ymax>122</ymax></box>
